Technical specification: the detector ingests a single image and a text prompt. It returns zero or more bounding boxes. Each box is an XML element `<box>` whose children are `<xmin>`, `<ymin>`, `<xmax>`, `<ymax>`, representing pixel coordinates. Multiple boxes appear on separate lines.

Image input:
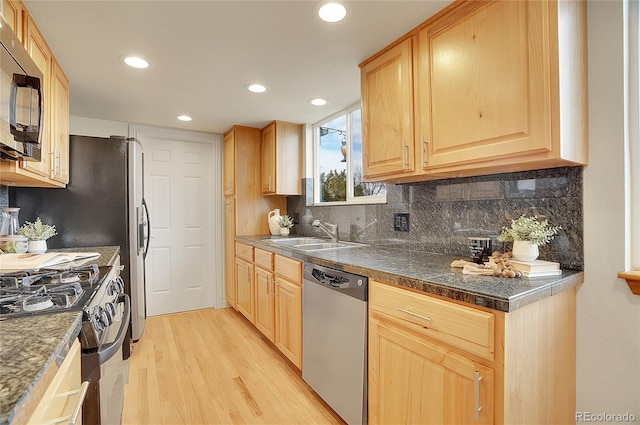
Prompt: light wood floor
<box><xmin>122</xmin><ymin>308</ymin><xmax>345</xmax><ymax>425</ymax></box>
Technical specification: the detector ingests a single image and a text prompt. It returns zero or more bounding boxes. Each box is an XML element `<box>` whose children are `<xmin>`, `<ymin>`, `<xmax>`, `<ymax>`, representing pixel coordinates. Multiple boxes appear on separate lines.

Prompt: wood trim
<box><xmin>618</xmin><ymin>271</ymin><xmax>640</xmax><ymax>295</ymax></box>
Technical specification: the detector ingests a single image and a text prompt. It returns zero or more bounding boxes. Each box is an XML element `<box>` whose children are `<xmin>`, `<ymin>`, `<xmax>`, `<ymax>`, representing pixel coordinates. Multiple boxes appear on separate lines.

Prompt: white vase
<box><xmin>28</xmin><ymin>239</ymin><xmax>47</xmax><ymax>254</ymax></box>
<box><xmin>268</xmin><ymin>209</ymin><xmax>282</xmax><ymax>236</ymax></box>
<box><xmin>280</xmin><ymin>227</ymin><xmax>290</xmax><ymax>236</ymax></box>
<box><xmin>512</xmin><ymin>240</ymin><xmax>539</xmax><ymax>262</ymax></box>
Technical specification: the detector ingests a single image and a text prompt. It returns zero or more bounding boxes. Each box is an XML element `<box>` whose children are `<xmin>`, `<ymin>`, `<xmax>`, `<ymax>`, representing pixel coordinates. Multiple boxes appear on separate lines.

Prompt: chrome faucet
<box><xmin>312</xmin><ymin>219</ymin><xmax>339</xmax><ymax>243</ymax></box>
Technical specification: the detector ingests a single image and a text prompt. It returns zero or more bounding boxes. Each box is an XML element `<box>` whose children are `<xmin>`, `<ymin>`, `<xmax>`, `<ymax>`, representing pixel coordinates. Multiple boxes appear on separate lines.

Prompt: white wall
<box><xmin>579</xmin><ymin>1</ymin><xmax>640</xmax><ymax>420</ymax></box>
<box><xmin>69</xmin><ymin>116</ymin><xmax>129</xmax><ymax>138</ymax></box>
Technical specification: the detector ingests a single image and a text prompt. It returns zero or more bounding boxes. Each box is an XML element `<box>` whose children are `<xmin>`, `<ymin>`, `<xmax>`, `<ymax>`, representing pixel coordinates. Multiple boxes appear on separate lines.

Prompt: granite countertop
<box><xmin>0</xmin><ymin>312</ymin><xmax>82</xmax><ymax>425</ymax></box>
<box><xmin>238</xmin><ymin>235</ymin><xmax>584</xmax><ymax>312</ymax></box>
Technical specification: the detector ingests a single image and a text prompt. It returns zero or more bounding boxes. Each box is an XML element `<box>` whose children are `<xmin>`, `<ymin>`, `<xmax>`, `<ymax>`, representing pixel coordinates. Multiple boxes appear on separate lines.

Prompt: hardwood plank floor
<box><xmin>123</xmin><ymin>308</ymin><xmax>345</xmax><ymax>425</ymax></box>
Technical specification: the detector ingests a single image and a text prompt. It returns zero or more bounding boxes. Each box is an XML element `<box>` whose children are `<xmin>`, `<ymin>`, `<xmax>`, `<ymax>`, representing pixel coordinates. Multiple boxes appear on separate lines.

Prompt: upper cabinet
<box><xmin>261</xmin><ymin>120</ymin><xmax>302</xmax><ymax>196</ymax></box>
<box><xmin>0</xmin><ymin>0</ymin><xmax>70</xmax><ymax>187</ymax></box>
<box><xmin>361</xmin><ymin>38</ymin><xmax>415</xmax><ymax>178</ymax></box>
<box><xmin>360</xmin><ymin>0</ymin><xmax>588</xmax><ymax>183</ymax></box>
<box><xmin>223</xmin><ymin>131</ymin><xmax>235</xmax><ymax>196</ymax></box>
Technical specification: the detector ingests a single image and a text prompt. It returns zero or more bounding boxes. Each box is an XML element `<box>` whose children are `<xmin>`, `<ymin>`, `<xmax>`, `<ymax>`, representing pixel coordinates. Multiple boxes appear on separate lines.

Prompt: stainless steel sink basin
<box><xmin>263</xmin><ymin>237</ymin><xmax>365</xmax><ymax>251</ymax></box>
<box><xmin>266</xmin><ymin>237</ymin><xmax>327</xmax><ymax>246</ymax></box>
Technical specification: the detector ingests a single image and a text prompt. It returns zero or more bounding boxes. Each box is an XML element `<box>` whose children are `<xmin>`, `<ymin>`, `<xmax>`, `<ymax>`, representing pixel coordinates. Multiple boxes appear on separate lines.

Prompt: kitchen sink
<box><xmin>267</xmin><ymin>237</ymin><xmax>327</xmax><ymax>246</ymax></box>
<box><xmin>264</xmin><ymin>237</ymin><xmax>364</xmax><ymax>251</ymax></box>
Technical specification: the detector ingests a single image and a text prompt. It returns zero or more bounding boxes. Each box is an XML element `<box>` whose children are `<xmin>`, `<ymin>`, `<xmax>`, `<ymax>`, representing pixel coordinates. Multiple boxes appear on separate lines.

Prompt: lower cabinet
<box><xmin>27</xmin><ymin>339</ymin><xmax>86</xmax><ymax>425</ymax></box>
<box><xmin>235</xmin><ymin>257</ymin><xmax>254</xmax><ymax>323</ymax></box>
<box><xmin>369</xmin><ymin>315</ymin><xmax>494</xmax><ymax>424</ymax></box>
<box><xmin>232</xmin><ymin>243</ymin><xmax>302</xmax><ymax>370</ymax></box>
<box><xmin>369</xmin><ymin>279</ymin><xmax>577</xmax><ymax>424</ymax></box>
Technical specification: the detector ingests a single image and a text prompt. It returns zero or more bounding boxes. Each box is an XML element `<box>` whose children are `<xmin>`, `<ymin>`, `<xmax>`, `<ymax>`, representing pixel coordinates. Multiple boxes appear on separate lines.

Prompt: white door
<box><xmin>130</xmin><ymin>125</ymin><xmax>224</xmax><ymax>316</ymax></box>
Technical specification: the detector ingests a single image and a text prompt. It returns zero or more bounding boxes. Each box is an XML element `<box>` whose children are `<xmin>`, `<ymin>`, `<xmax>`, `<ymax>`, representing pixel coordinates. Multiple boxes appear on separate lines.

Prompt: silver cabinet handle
<box><xmin>396</xmin><ymin>307</ymin><xmax>431</xmax><ymax>321</ymax></box>
<box><xmin>474</xmin><ymin>371</ymin><xmax>483</xmax><ymax>422</ymax></box>
<box><xmin>402</xmin><ymin>143</ymin><xmax>409</xmax><ymax>169</ymax></box>
<box><xmin>70</xmin><ymin>381</ymin><xmax>90</xmax><ymax>425</ymax></box>
<box><xmin>422</xmin><ymin>136</ymin><xmax>429</xmax><ymax>168</ymax></box>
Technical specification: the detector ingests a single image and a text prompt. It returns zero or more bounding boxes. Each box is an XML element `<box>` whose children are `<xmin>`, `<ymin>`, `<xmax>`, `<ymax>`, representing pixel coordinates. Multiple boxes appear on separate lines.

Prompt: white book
<box><xmin>0</xmin><ymin>252</ymin><xmax>100</xmax><ymax>271</ymax></box>
<box><xmin>510</xmin><ymin>259</ymin><xmax>560</xmax><ymax>272</ymax></box>
<box><xmin>521</xmin><ymin>269</ymin><xmax>562</xmax><ymax>278</ymax></box>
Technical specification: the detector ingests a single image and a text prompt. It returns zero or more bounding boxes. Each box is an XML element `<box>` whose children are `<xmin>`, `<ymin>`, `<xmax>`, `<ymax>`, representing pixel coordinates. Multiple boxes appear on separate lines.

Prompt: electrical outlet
<box><xmin>393</xmin><ymin>213</ymin><xmax>410</xmax><ymax>232</ymax></box>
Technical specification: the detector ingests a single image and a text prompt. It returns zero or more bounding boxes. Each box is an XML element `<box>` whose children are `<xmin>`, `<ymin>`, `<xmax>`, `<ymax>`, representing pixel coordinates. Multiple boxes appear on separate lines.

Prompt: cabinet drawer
<box><xmin>254</xmin><ymin>248</ymin><xmax>274</xmax><ymax>270</ymax></box>
<box><xmin>235</xmin><ymin>242</ymin><xmax>254</xmax><ymax>262</ymax></box>
<box><xmin>370</xmin><ymin>280</ymin><xmax>495</xmax><ymax>361</ymax></box>
<box><xmin>274</xmin><ymin>255</ymin><xmax>302</xmax><ymax>285</ymax></box>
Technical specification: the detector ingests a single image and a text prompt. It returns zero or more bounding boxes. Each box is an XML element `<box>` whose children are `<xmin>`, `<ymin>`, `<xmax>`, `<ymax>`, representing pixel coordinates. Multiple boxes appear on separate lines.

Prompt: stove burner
<box><xmin>23</xmin><ymin>294</ymin><xmax>54</xmax><ymax>312</ymax></box>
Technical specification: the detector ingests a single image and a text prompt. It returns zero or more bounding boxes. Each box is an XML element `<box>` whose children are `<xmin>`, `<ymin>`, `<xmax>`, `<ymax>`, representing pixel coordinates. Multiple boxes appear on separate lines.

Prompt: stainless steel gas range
<box><xmin>0</xmin><ymin>258</ymin><xmax>130</xmax><ymax>424</ymax></box>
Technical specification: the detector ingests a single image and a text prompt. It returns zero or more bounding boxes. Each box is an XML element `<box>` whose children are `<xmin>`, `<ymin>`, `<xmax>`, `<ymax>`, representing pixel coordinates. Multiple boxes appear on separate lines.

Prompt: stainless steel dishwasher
<box><xmin>302</xmin><ymin>262</ymin><xmax>368</xmax><ymax>425</ymax></box>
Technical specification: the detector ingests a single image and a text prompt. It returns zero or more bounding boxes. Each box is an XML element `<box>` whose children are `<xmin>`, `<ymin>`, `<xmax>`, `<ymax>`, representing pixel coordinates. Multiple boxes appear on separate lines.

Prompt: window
<box><xmin>313</xmin><ymin>103</ymin><xmax>386</xmax><ymax>205</ymax></box>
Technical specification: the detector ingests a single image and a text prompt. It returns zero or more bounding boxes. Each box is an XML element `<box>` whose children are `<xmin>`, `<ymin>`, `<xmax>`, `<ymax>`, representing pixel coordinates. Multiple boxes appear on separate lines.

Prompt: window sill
<box><xmin>618</xmin><ymin>270</ymin><xmax>640</xmax><ymax>295</ymax></box>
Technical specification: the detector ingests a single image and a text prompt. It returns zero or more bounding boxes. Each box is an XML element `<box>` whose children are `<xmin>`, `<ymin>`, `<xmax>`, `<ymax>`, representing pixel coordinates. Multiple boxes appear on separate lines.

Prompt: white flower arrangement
<box><xmin>498</xmin><ymin>215</ymin><xmax>561</xmax><ymax>246</ymax></box>
<box><xmin>18</xmin><ymin>217</ymin><xmax>58</xmax><ymax>241</ymax></box>
<box><xmin>278</xmin><ymin>215</ymin><xmax>294</xmax><ymax>229</ymax></box>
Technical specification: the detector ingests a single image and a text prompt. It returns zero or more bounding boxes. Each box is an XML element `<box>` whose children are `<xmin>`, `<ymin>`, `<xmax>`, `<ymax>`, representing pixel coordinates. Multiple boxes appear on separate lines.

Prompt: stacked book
<box><xmin>510</xmin><ymin>259</ymin><xmax>562</xmax><ymax>278</ymax></box>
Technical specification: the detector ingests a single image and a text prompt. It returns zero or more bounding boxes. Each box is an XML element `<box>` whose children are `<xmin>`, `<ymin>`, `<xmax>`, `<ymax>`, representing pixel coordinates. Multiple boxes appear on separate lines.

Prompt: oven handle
<box><xmin>98</xmin><ymin>293</ymin><xmax>130</xmax><ymax>365</ymax></box>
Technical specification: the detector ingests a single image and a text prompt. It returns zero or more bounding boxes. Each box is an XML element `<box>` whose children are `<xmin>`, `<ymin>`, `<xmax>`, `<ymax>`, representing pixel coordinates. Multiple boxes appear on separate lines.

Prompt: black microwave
<box><xmin>0</xmin><ymin>15</ymin><xmax>43</xmax><ymax>161</ymax></box>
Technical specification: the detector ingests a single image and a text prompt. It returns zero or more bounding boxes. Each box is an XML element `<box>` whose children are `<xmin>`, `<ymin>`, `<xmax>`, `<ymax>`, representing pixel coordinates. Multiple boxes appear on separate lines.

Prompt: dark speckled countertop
<box><xmin>0</xmin><ymin>245</ymin><xmax>120</xmax><ymax>425</ymax></box>
<box><xmin>238</xmin><ymin>235</ymin><xmax>583</xmax><ymax>312</ymax></box>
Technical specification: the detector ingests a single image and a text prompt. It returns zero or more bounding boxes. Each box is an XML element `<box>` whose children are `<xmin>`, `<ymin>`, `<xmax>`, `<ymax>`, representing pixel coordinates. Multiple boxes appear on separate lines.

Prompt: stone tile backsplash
<box><xmin>287</xmin><ymin>167</ymin><xmax>584</xmax><ymax>270</ymax></box>
<box><xmin>0</xmin><ymin>186</ymin><xmax>8</xmax><ymax>208</ymax></box>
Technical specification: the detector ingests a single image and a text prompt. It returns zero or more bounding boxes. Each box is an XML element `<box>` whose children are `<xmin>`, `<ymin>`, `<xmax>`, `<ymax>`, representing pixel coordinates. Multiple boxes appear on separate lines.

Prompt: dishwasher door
<box><xmin>302</xmin><ymin>263</ymin><xmax>368</xmax><ymax>425</ymax></box>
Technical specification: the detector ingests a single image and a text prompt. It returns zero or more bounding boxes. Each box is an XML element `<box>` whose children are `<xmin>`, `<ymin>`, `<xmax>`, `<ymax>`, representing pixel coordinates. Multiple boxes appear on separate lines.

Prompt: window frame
<box><xmin>312</xmin><ymin>102</ymin><xmax>386</xmax><ymax>206</ymax></box>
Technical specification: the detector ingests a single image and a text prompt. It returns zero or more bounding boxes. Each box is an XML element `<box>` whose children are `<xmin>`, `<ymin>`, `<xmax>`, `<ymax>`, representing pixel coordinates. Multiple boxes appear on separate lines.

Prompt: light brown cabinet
<box><xmin>235</xmin><ymin>256</ymin><xmax>254</xmax><ymax>323</ymax></box>
<box><xmin>260</xmin><ymin>120</ymin><xmax>302</xmax><ymax>195</ymax></box>
<box><xmin>254</xmin><ymin>249</ymin><xmax>275</xmax><ymax>342</ymax></box>
<box><xmin>0</xmin><ymin>0</ymin><xmax>70</xmax><ymax>188</ymax></box>
<box><xmin>361</xmin><ymin>38</ymin><xmax>415</xmax><ymax>179</ymax></box>
<box><xmin>369</xmin><ymin>279</ymin><xmax>576</xmax><ymax>424</ymax></box>
<box><xmin>223</xmin><ymin>125</ymin><xmax>285</xmax><ymax>311</ymax></box>
<box><xmin>27</xmin><ymin>340</ymin><xmax>85</xmax><ymax>425</ymax></box>
<box><xmin>273</xmin><ymin>254</ymin><xmax>302</xmax><ymax>369</ymax></box>
<box><xmin>360</xmin><ymin>0</ymin><xmax>587</xmax><ymax>183</ymax></box>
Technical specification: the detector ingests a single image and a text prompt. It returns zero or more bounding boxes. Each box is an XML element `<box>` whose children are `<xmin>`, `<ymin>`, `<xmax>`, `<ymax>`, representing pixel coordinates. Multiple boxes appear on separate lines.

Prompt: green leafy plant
<box><xmin>18</xmin><ymin>217</ymin><xmax>58</xmax><ymax>241</ymax></box>
<box><xmin>278</xmin><ymin>215</ymin><xmax>294</xmax><ymax>229</ymax></box>
<box><xmin>498</xmin><ymin>215</ymin><xmax>561</xmax><ymax>246</ymax></box>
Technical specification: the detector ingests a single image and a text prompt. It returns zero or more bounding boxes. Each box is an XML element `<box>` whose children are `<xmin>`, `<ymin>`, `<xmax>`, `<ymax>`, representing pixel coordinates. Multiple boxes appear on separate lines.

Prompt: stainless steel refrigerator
<box><xmin>10</xmin><ymin>135</ymin><xmax>149</xmax><ymax>355</ymax></box>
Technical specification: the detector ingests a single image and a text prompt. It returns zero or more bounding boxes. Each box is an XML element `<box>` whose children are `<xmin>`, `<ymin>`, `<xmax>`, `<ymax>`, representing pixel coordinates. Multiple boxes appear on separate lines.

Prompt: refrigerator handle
<box><xmin>142</xmin><ymin>198</ymin><xmax>151</xmax><ymax>260</ymax></box>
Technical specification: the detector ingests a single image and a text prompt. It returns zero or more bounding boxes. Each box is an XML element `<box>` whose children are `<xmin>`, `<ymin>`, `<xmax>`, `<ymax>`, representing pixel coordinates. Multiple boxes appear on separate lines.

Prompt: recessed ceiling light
<box><xmin>247</xmin><ymin>83</ymin><xmax>268</xmax><ymax>93</ymax></box>
<box><xmin>318</xmin><ymin>2</ymin><xmax>347</xmax><ymax>23</ymax></box>
<box><xmin>308</xmin><ymin>98</ymin><xmax>328</xmax><ymax>106</ymax></box>
<box><xmin>123</xmin><ymin>56</ymin><xmax>149</xmax><ymax>69</ymax></box>
<box><xmin>177</xmin><ymin>115</ymin><xmax>192</xmax><ymax>122</ymax></box>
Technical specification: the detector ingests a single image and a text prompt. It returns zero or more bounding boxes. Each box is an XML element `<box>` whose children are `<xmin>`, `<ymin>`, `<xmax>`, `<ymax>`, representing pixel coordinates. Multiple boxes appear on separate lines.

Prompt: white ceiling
<box><xmin>24</xmin><ymin>0</ymin><xmax>452</xmax><ymax>135</ymax></box>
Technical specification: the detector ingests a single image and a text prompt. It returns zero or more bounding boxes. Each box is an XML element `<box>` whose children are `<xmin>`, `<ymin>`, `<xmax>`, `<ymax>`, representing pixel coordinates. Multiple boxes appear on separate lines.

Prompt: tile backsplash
<box><xmin>287</xmin><ymin>167</ymin><xmax>583</xmax><ymax>270</ymax></box>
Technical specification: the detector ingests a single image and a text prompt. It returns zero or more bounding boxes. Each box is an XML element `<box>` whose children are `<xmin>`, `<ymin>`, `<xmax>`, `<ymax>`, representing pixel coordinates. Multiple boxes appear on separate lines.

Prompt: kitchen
<box><xmin>0</xmin><ymin>0</ymin><xmax>638</xmax><ymax>424</ymax></box>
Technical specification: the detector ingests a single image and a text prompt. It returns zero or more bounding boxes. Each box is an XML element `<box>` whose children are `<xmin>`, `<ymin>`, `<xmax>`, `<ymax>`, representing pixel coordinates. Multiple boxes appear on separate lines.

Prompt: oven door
<box><xmin>82</xmin><ymin>293</ymin><xmax>130</xmax><ymax>424</ymax></box>
<box><xmin>99</xmin><ymin>293</ymin><xmax>130</xmax><ymax>425</ymax></box>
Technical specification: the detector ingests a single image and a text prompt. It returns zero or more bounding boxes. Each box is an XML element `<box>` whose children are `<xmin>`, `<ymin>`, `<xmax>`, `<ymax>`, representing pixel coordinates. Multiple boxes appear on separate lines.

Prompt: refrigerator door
<box><xmin>128</xmin><ymin>138</ymin><xmax>147</xmax><ymax>341</ymax></box>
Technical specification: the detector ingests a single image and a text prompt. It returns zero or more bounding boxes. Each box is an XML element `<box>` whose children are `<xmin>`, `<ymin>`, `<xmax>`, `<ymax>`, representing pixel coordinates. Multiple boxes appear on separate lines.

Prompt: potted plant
<box><xmin>498</xmin><ymin>215</ymin><xmax>561</xmax><ymax>261</ymax></box>
<box><xmin>18</xmin><ymin>217</ymin><xmax>57</xmax><ymax>253</ymax></box>
<box><xmin>278</xmin><ymin>214</ymin><xmax>294</xmax><ymax>236</ymax></box>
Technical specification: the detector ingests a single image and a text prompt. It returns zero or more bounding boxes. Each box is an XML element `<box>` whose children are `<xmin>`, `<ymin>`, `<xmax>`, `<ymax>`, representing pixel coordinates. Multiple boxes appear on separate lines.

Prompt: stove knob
<box><xmin>105</xmin><ymin>302</ymin><xmax>117</xmax><ymax>321</ymax></box>
<box><xmin>95</xmin><ymin>306</ymin><xmax>112</xmax><ymax>327</ymax></box>
<box><xmin>107</xmin><ymin>283</ymin><xmax>115</xmax><ymax>296</ymax></box>
<box><xmin>92</xmin><ymin>315</ymin><xmax>104</xmax><ymax>333</ymax></box>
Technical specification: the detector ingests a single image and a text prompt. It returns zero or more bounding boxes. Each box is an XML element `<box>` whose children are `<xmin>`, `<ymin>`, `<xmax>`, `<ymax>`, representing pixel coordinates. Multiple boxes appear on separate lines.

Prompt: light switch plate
<box><xmin>394</xmin><ymin>213</ymin><xmax>410</xmax><ymax>232</ymax></box>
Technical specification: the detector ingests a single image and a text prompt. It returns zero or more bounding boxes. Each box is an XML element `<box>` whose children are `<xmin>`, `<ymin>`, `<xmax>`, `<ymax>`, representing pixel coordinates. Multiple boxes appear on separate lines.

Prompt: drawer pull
<box><xmin>396</xmin><ymin>307</ymin><xmax>431</xmax><ymax>322</ymax></box>
<box><xmin>474</xmin><ymin>371</ymin><xmax>483</xmax><ymax>422</ymax></box>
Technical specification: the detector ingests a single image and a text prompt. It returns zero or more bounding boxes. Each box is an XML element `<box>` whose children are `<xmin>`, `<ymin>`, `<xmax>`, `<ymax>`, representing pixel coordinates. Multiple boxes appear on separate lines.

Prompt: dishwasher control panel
<box><xmin>303</xmin><ymin>263</ymin><xmax>368</xmax><ymax>301</ymax></box>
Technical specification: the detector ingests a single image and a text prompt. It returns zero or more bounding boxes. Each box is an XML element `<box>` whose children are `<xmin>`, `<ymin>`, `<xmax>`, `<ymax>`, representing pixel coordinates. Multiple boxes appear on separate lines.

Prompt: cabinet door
<box><xmin>235</xmin><ymin>257</ymin><xmax>254</xmax><ymax>323</ymax></box>
<box><xmin>417</xmin><ymin>1</ymin><xmax>551</xmax><ymax>170</ymax></box>
<box><xmin>224</xmin><ymin>198</ymin><xmax>236</xmax><ymax>308</ymax></box>
<box><xmin>369</xmin><ymin>316</ymin><xmax>494</xmax><ymax>425</ymax></box>
<box><xmin>274</xmin><ymin>277</ymin><xmax>302</xmax><ymax>369</ymax></box>
<box><xmin>1</xmin><ymin>0</ymin><xmax>24</xmax><ymax>39</ymax></box>
<box><xmin>361</xmin><ymin>37</ymin><xmax>414</xmax><ymax>178</ymax></box>
<box><xmin>50</xmin><ymin>58</ymin><xmax>69</xmax><ymax>184</ymax></box>
<box><xmin>254</xmin><ymin>266</ymin><xmax>275</xmax><ymax>342</ymax></box>
<box><xmin>261</xmin><ymin>122</ymin><xmax>276</xmax><ymax>194</ymax></box>
<box><xmin>22</xmin><ymin>14</ymin><xmax>52</xmax><ymax>179</ymax></box>
<box><xmin>223</xmin><ymin>131</ymin><xmax>235</xmax><ymax>196</ymax></box>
